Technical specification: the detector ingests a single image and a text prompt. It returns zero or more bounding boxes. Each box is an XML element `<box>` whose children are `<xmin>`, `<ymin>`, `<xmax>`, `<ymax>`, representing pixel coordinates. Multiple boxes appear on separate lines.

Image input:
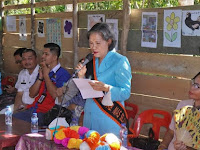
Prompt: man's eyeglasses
<box><xmin>191</xmin><ymin>79</ymin><xmax>200</xmax><ymax>89</ymax></box>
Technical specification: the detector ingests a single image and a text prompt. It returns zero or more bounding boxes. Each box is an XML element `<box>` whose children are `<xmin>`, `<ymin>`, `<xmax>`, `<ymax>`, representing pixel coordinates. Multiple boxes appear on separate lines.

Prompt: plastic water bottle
<box><xmin>31</xmin><ymin>113</ymin><xmax>38</xmax><ymax>133</ymax></box>
<box><xmin>120</xmin><ymin>123</ymin><xmax>128</xmax><ymax>148</ymax></box>
<box><xmin>5</xmin><ymin>106</ymin><xmax>12</xmax><ymax>126</ymax></box>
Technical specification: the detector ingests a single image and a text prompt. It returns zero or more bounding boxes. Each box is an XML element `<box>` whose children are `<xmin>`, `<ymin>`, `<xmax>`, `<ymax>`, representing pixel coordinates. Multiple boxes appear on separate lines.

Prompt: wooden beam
<box><xmin>73</xmin><ymin>0</ymin><xmax>78</xmax><ymax>68</ymax></box>
<box><xmin>0</xmin><ymin>1</ymin><xmax>3</xmax><ymax>72</ymax></box>
<box><xmin>3</xmin><ymin>4</ymin><xmax>31</xmax><ymax>10</ymax></box>
<box><xmin>3</xmin><ymin>1</ymin><xmax>72</xmax><ymax>11</ymax></box>
<box><xmin>132</xmin><ymin>73</ymin><xmax>189</xmax><ymax>100</ymax></box>
<box><xmin>126</xmin><ymin>51</ymin><xmax>200</xmax><ymax>79</ymax></box>
<box><xmin>34</xmin><ymin>0</ymin><xmax>72</xmax><ymax>8</ymax></box>
<box><xmin>3</xmin><ymin>0</ymin><xmax>120</xmax><ymax>10</ymax></box>
<box><xmin>31</xmin><ymin>0</ymin><xmax>35</xmax><ymax>50</ymax></box>
<box><xmin>120</xmin><ymin>0</ymin><xmax>130</xmax><ymax>55</ymax></box>
<box><xmin>78</xmin><ymin>0</ymin><xmax>118</xmax><ymax>3</ymax></box>
<box><xmin>35</xmin><ymin>12</ymin><xmax>72</xmax><ymax>18</ymax></box>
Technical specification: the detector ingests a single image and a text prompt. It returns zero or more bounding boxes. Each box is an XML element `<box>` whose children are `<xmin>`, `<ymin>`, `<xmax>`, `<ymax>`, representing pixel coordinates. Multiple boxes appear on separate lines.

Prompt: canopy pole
<box><xmin>0</xmin><ymin>1</ymin><xmax>3</xmax><ymax>72</ymax></box>
<box><xmin>73</xmin><ymin>0</ymin><xmax>78</xmax><ymax>68</ymax></box>
<box><xmin>31</xmin><ymin>0</ymin><xmax>35</xmax><ymax>50</ymax></box>
<box><xmin>120</xmin><ymin>0</ymin><xmax>131</xmax><ymax>55</ymax></box>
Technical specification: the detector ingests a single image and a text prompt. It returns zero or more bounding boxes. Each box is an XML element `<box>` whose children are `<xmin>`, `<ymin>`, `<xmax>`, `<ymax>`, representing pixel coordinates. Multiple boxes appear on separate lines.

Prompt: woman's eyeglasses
<box><xmin>191</xmin><ymin>79</ymin><xmax>200</xmax><ymax>89</ymax></box>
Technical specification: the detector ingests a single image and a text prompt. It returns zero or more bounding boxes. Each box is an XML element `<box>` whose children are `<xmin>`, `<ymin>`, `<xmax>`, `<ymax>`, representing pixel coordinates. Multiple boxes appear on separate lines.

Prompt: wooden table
<box><xmin>0</xmin><ymin>115</ymin><xmax>31</xmax><ymax>149</ymax></box>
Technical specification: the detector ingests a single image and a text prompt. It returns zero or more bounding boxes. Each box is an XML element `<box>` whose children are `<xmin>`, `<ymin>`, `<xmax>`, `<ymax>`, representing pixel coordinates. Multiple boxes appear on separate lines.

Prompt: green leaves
<box><xmin>165</xmin><ymin>32</ymin><xmax>177</xmax><ymax>42</ymax></box>
<box><xmin>165</xmin><ymin>32</ymin><xmax>171</xmax><ymax>41</ymax></box>
<box><xmin>171</xmin><ymin>32</ymin><xmax>177</xmax><ymax>42</ymax></box>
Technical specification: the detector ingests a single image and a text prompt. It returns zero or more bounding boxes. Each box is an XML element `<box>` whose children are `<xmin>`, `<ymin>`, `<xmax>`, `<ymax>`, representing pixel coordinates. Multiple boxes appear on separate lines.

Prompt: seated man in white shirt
<box><xmin>14</xmin><ymin>48</ymin><xmax>39</xmax><ymax>112</ymax></box>
<box><xmin>0</xmin><ymin>48</ymin><xmax>26</xmax><ymax>113</ymax></box>
<box><xmin>3</xmin><ymin>48</ymin><xmax>26</xmax><ymax>94</ymax></box>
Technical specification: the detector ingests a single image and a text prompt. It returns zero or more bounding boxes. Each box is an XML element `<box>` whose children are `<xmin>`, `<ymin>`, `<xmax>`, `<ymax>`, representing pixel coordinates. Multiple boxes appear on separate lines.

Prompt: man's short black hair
<box><xmin>13</xmin><ymin>48</ymin><xmax>27</xmax><ymax>57</ymax></box>
<box><xmin>22</xmin><ymin>48</ymin><xmax>37</xmax><ymax>58</ymax></box>
<box><xmin>44</xmin><ymin>43</ymin><xmax>61</xmax><ymax>58</ymax></box>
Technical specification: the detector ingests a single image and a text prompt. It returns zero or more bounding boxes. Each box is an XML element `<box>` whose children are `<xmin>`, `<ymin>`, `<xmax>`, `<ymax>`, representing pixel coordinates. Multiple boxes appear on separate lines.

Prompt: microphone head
<box><xmin>85</xmin><ymin>53</ymin><xmax>94</xmax><ymax>62</ymax></box>
<box><xmin>81</xmin><ymin>53</ymin><xmax>93</xmax><ymax>66</ymax></box>
<box><xmin>73</xmin><ymin>53</ymin><xmax>94</xmax><ymax>76</ymax></box>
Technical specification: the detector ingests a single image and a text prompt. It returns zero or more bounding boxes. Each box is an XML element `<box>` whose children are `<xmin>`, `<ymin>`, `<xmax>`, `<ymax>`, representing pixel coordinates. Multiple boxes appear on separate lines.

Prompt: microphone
<box><xmin>72</xmin><ymin>53</ymin><xmax>94</xmax><ymax>77</ymax></box>
<box><xmin>53</xmin><ymin>54</ymin><xmax>93</xmax><ymax>136</ymax></box>
<box><xmin>61</xmin><ymin>53</ymin><xmax>93</xmax><ymax>102</ymax></box>
<box><xmin>53</xmin><ymin>53</ymin><xmax>93</xmax><ymax>133</ymax></box>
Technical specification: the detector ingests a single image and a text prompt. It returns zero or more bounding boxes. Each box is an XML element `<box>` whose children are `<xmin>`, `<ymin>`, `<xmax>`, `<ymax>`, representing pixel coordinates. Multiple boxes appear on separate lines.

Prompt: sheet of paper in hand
<box><xmin>73</xmin><ymin>78</ymin><xmax>104</xmax><ymax>99</ymax></box>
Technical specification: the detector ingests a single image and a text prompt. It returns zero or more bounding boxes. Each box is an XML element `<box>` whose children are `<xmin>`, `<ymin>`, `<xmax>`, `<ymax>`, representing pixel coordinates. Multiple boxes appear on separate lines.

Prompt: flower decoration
<box><xmin>45</xmin><ymin>118</ymin><xmax>122</xmax><ymax>150</ymax></box>
<box><xmin>166</xmin><ymin>12</ymin><xmax>180</xmax><ymax>31</ymax></box>
<box><xmin>80</xmin><ymin>131</ymin><xmax>121</xmax><ymax>150</ymax></box>
<box><xmin>165</xmin><ymin>12</ymin><xmax>180</xmax><ymax>42</ymax></box>
<box><xmin>53</xmin><ymin>126</ymin><xmax>88</xmax><ymax>149</ymax></box>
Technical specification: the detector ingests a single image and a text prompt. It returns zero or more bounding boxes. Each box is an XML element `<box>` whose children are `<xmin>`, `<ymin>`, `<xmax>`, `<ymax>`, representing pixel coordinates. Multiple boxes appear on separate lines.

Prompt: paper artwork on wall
<box><xmin>87</xmin><ymin>14</ymin><xmax>105</xmax><ymax>31</ymax></box>
<box><xmin>106</xmin><ymin>19</ymin><xmax>118</xmax><ymax>50</ymax></box>
<box><xmin>163</xmin><ymin>10</ymin><xmax>182</xmax><ymax>48</ymax></box>
<box><xmin>141</xmin><ymin>12</ymin><xmax>158</xmax><ymax>48</ymax></box>
<box><xmin>182</xmin><ymin>10</ymin><xmax>200</xmax><ymax>36</ymax></box>
<box><xmin>6</xmin><ymin>16</ymin><xmax>16</xmax><ymax>32</ymax></box>
<box><xmin>19</xmin><ymin>16</ymin><xmax>27</xmax><ymax>41</ymax></box>
<box><xmin>37</xmin><ymin>20</ymin><xmax>45</xmax><ymax>37</ymax></box>
<box><xmin>46</xmin><ymin>18</ymin><xmax>62</xmax><ymax>49</ymax></box>
<box><xmin>64</xmin><ymin>19</ymin><xmax>73</xmax><ymax>38</ymax></box>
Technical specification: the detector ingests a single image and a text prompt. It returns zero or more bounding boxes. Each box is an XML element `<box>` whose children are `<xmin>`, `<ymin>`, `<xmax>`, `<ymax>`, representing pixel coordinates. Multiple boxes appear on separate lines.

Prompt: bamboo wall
<box><xmin>2</xmin><ymin>12</ymin><xmax>74</xmax><ymax>76</ymax></box>
<box><xmin>2</xmin><ymin>0</ymin><xmax>200</xmax><ymax>139</ymax></box>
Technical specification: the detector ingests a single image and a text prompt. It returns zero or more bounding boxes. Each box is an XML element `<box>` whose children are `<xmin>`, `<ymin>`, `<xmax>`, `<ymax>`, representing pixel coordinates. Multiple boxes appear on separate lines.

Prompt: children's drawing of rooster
<box><xmin>185</xmin><ymin>12</ymin><xmax>200</xmax><ymax>32</ymax></box>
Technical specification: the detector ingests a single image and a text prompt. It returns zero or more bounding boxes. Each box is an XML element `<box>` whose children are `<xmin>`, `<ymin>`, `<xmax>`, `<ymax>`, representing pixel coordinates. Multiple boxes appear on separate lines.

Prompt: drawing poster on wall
<box><xmin>88</xmin><ymin>14</ymin><xmax>105</xmax><ymax>31</ymax></box>
<box><xmin>64</xmin><ymin>19</ymin><xmax>73</xmax><ymax>38</ymax></box>
<box><xmin>19</xmin><ymin>16</ymin><xmax>27</xmax><ymax>41</ymax></box>
<box><xmin>182</xmin><ymin>10</ymin><xmax>200</xmax><ymax>36</ymax></box>
<box><xmin>6</xmin><ymin>16</ymin><xmax>16</xmax><ymax>32</ymax></box>
<box><xmin>46</xmin><ymin>18</ymin><xmax>61</xmax><ymax>48</ymax></box>
<box><xmin>106</xmin><ymin>19</ymin><xmax>118</xmax><ymax>50</ymax></box>
<box><xmin>163</xmin><ymin>10</ymin><xmax>182</xmax><ymax>48</ymax></box>
<box><xmin>141</xmin><ymin>12</ymin><xmax>158</xmax><ymax>48</ymax></box>
<box><xmin>37</xmin><ymin>20</ymin><xmax>45</xmax><ymax>37</ymax></box>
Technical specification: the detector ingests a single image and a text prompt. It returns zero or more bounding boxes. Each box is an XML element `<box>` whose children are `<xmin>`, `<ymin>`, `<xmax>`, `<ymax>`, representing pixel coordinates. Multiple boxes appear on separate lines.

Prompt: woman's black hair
<box><xmin>87</xmin><ymin>23</ymin><xmax>116</xmax><ymax>51</ymax></box>
<box><xmin>192</xmin><ymin>72</ymin><xmax>200</xmax><ymax>80</ymax></box>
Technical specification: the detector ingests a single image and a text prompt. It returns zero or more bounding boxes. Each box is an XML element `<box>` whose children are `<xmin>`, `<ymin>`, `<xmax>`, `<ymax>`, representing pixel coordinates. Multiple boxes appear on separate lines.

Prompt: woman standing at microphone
<box><xmin>76</xmin><ymin>22</ymin><xmax>132</xmax><ymax>137</ymax></box>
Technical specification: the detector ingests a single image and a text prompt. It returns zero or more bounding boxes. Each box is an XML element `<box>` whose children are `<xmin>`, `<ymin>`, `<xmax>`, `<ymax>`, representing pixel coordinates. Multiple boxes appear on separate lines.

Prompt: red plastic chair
<box><xmin>1</xmin><ymin>76</ymin><xmax>16</xmax><ymax>89</ymax></box>
<box><xmin>125</xmin><ymin>102</ymin><xmax>139</xmax><ymax>144</ymax></box>
<box><xmin>125</xmin><ymin>102</ymin><xmax>139</xmax><ymax>129</ymax></box>
<box><xmin>133</xmin><ymin>109</ymin><xmax>171</xmax><ymax>140</ymax></box>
